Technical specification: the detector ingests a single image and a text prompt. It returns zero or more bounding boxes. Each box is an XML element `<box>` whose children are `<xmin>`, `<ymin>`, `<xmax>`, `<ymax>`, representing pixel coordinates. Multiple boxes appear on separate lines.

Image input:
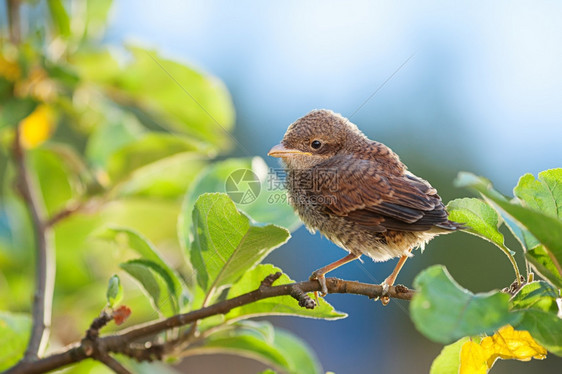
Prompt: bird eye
<box><xmin>311</xmin><ymin>140</ymin><xmax>322</xmax><ymax>149</ymax></box>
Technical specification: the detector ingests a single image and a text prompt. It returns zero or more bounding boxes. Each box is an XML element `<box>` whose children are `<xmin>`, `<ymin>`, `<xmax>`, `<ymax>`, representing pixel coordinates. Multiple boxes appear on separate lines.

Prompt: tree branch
<box><xmin>13</xmin><ymin>127</ymin><xmax>55</xmax><ymax>361</ymax></box>
<box><xmin>6</xmin><ymin>277</ymin><xmax>414</xmax><ymax>373</ymax></box>
<box><xmin>7</xmin><ymin>0</ymin><xmax>21</xmax><ymax>44</ymax></box>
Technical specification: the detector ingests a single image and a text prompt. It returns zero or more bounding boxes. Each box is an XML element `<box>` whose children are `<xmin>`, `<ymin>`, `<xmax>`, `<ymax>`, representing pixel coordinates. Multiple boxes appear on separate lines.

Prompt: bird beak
<box><xmin>268</xmin><ymin>143</ymin><xmax>311</xmax><ymax>158</ymax></box>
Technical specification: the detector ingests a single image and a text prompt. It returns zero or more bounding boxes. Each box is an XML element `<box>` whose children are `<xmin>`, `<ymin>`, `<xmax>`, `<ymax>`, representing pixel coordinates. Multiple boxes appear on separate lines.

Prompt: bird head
<box><xmin>268</xmin><ymin>109</ymin><xmax>367</xmax><ymax>169</ymax></box>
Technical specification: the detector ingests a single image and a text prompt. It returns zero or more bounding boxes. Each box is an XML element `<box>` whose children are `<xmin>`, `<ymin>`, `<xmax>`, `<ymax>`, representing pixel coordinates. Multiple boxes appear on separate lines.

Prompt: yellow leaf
<box><xmin>460</xmin><ymin>325</ymin><xmax>547</xmax><ymax>373</ymax></box>
<box><xmin>19</xmin><ymin>105</ymin><xmax>56</xmax><ymax>149</ymax></box>
<box><xmin>460</xmin><ymin>340</ymin><xmax>488</xmax><ymax>374</ymax></box>
<box><xmin>481</xmin><ymin>325</ymin><xmax>547</xmax><ymax>367</ymax></box>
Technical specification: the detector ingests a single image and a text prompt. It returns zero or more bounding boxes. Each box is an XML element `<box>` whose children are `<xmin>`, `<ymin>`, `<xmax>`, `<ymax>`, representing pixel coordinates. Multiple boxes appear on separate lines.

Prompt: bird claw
<box><xmin>380</xmin><ymin>282</ymin><xmax>390</xmax><ymax>306</ymax></box>
<box><xmin>309</xmin><ymin>271</ymin><xmax>328</xmax><ymax>297</ymax></box>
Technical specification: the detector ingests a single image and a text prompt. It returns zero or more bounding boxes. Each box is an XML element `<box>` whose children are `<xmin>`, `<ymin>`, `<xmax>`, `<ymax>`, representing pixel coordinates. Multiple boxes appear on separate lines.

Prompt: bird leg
<box><xmin>310</xmin><ymin>253</ymin><xmax>360</xmax><ymax>296</ymax></box>
<box><xmin>380</xmin><ymin>248</ymin><xmax>413</xmax><ymax>305</ymax></box>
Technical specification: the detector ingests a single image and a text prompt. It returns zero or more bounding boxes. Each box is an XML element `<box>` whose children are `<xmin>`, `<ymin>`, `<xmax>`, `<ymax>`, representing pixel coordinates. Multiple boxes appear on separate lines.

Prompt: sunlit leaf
<box><xmin>83</xmin><ymin>0</ymin><xmax>114</xmax><ymax>40</ymax></box>
<box><xmin>510</xmin><ymin>281</ymin><xmax>559</xmax><ymax>313</ymax></box>
<box><xmin>411</xmin><ymin>265</ymin><xmax>521</xmax><ymax>344</ymax></box>
<box><xmin>72</xmin><ymin>46</ymin><xmax>235</xmax><ymax>150</ymax></box>
<box><xmin>47</xmin><ymin>0</ymin><xmax>71</xmax><ymax>38</ymax></box>
<box><xmin>455</xmin><ymin>172</ymin><xmax>562</xmax><ymax>282</ymax></box>
<box><xmin>447</xmin><ymin>198</ymin><xmax>505</xmax><ymax>248</ymax></box>
<box><xmin>225</xmin><ymin>264</ymin><xmax>346</xmax><ymax>321</ymax></box>
<box><xmin>446</xmin><ymin>198</ymin><xmax>519</xmax><ymax>278</ymax></box>
<box><xmin>116</xmin><ymin>153</ymin><xmax>208</xmax><ymax>199</ymax></box>
<box><xmin>526</xmin><ymin>246</ymin><xmax>562</xmax><ymax>289</ymax></box>
<box><xmin>190</xmin><ymin>193</ymin><xmax>290</xmax><ymax>304</ymax></box>
<box><xmin>514</xmin><ymin>169</ymin><xmax>562</xmax><ymax>220</ymax></box>
<box><xmin>199</xmin><ymin>321</ymin><xmax>322</xmax><ymax>374</ymax></box>
<box><xmin>107</xmin><ymin>132</ymin><xmax>207</xmax><ymax>182</ymax></box>
<box><xmin>0</xmin><ymin>312</ymin><xmax>31</xmax><ymax>371</ymax></box>
<box><xmin>120</xmin><ymin>46</ymin><xmax>235</xmax><ymax>145</ymax></box>
<box><xmin>70</xmin><ymin>48</ymin><xmax>121</xmax><ymax>83</ymax></box>
<box><xmin>459</xmin><ymin>325</ymin><xmax>546</xmax><ymax>373</ymax></box>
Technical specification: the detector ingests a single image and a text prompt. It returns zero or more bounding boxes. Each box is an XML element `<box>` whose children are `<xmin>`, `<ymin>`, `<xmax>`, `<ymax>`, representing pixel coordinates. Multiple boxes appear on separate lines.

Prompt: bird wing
<box><xmin>309</xmin><ymin>155</ymin><xmax>451</xmax><ymax>232</ymax></box>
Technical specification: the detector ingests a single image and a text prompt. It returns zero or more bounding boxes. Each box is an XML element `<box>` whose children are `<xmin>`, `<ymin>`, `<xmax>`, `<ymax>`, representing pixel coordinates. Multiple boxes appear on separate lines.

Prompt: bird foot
<box><xmin>380</xmin><ymin>282</ymin><xmax>390</xmax><ymax>306</ymax></box>
<box><xmin>309</xmin><ymin>271</ymin><xmax>328</xmax><ymax>297</ymax></box>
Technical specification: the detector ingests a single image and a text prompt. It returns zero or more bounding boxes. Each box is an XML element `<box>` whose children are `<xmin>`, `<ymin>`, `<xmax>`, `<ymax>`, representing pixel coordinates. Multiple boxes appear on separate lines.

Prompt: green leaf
<box><xmin>85</xmin><ymin>111</ymin><xmax>144</xmax><ymax>170</ymax></box>
<box><xmin>47</xmin><ymin>0</ymin><xmax>71</xmax><ymax>37</ymax></box>
<box><xmin>73</xmin><ymin>46</ymin><xmax>235</xmax><ymax>149</ymax></box>
<box><xmin>120</xmin><ymin>259</ymin><xmax>178</xmax><ymax>316</ymax></box>
<box><xmin>71</xmin><ymin>48</ymin><xmax>121</xmax><ymax>83</ymax></box>
<box><xmin>200</xmin><ymin>321</ymin><xmax>322</xmax><ymax>374</ymax></box>
<box><xmin>446</xmin><ymin>198</ymin><xmax>510</xmax><ymax>252</ymax></box>
<box><xmin>527</xmin><ymin>246</ymin><xmax>562</xmax><ymax>289</ymax></box>
<box><xmin>115</xmin><ymin>153</ymin><xmax>208</xmax><ymax>199</ymax></box>
<box><xmin>30</xmin><ymin>148</ymin><xmax>82</xmax><ymax>215</ymax></box>
<box><xmin>446</xmin><ymin>197</ymin><xmax>520</xmax><ymax>280</ymax></box>
<box><xmin>179</xmin><ymin>158</ymin><xmax>300</xmax><ymax>252</ymax></box>
<box><xmin>83</xmin><ymin>0</ymin><xmax>114</xmax><ymax>40</ymax></box>
<box><xmin>0</xmin><ymin>98</ymin><xmax>38</xmax><ymax>129</ymax></box>
<box><xmin>455</xmin><ymin>171</ymin><xmax>562</xmax><ymax>282</ymax></box>
<box><xmin>516</xmin><ymin>309</ymin><xmax>562</xmax><ymax>356</ymax></box>
<box><xmin>510</xmin><ymin>281</ymin><xmax>559</xmax><ymax>313</ymax></box>
<box><xmin>190</xmin><ymin>193</ymin><xmax>290</xmax><ymax>303</ymax></box>
<box><xmin>107</xmin><ymin>132</ymin><xmax>208</xmax><ymax>182</ymax></box>
<box><xmin>410</xmin><ymin>265</ymin><xmax>521</xmax><ymax>344</ymax></box>
<box><xmin>514</xmin><ymin>169</ymin><xmax>562</xmax><ymax>220</ymax></box>
<box><xmin>106</xmin><ymin>274</ymin><xmax>123</xmax><ymax>307</ymax></box>
<box><xmin>43</xmin><ymin>62</ymin><xmax>80</xmax><ymax>88</ymax></box>
<box><xmin>225</xmin><ymin>264</ymin><xmax>346</xmax><ymax>321</ymax></box>
<box><xmin>430</xmin><ymin>337</ymin><xmax>472</xmax><ymax>374</ymax></box>
<box><xmin>120</xmin><ymin>46</ymin><xmax>235</xmax><ymax>146</ymax></box>
<box><xmin>96</xmin><ymin>227</ymin><xmax>188</xmax><ymax>310</ymax></box>
<box><xmin>0</xmin><ymin>312</ymin><xmax>31</xmax><ymax>371</ymax></box>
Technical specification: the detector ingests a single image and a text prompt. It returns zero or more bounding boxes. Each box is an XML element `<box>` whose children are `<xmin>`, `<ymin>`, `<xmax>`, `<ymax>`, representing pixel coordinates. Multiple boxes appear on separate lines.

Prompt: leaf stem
<box><xmin>501</xmin><ymin>244</ymin><xmax>522</xmax><ymax>286</ymax></box>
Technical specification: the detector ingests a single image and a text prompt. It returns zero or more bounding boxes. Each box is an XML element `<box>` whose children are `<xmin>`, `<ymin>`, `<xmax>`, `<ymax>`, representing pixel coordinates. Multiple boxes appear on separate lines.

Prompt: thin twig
<box><xmin>13</xmin><ymin>127</ymin><xmax>55</xmax><ymax>361</ymax></box>
<box><xmin>5</xmin><ymin>277</ymin><xmax>414</xmax><ymax>374</ymax></box>
<box><xmin>45</xmin><ymin>201</ymin><xmax>85</xmax><ymax>227</ymax></box>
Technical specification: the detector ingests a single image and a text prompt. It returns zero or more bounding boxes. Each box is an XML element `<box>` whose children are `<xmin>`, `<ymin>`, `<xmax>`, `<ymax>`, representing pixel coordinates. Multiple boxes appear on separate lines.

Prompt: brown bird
<box><xmin>268</xmin><ymin>109</ymin><xmax>462</xmax><ymax>304</ymax></box>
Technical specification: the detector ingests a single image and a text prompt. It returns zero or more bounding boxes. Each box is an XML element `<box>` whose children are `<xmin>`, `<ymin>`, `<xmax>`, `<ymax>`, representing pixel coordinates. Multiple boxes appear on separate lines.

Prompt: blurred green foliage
<box><xmin>0</xmin><ymin>0</ymin><xmax>319</xmax><ymax>372</ymax></box>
